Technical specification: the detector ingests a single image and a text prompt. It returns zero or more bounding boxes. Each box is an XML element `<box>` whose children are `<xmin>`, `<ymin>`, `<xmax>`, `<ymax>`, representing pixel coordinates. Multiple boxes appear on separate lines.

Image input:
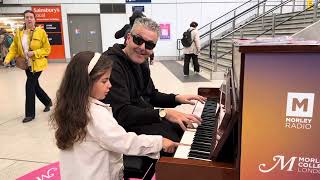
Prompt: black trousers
<box><xmin>25</xmin><ymin>69</ymin><xmax>51</xmax><ymax>118</ymax></box>
<box><xmin>184</xmin><ymin>53</ymin><xmax>200</xmax><ymax>75</ymax></box>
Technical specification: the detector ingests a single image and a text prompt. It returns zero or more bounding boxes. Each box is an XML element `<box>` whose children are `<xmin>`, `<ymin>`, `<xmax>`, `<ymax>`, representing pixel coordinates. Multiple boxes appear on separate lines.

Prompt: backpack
<box><xmin>3</xmin><ymin>34</ymin><xmax>13</xmax><ymax>48</ymax></box>
<box><xmin>181</xmin><ymin>29</ymin><xmax>194</xmax><ymax>47</ymax></box>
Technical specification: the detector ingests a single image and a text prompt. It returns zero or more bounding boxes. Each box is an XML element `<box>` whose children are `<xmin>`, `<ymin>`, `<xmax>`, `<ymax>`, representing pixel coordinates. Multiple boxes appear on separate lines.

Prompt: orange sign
<box><xmin>32</xmin><ymin>6</ymin><xmax>62</xmax><ymax>22</ymax></box>
<box><xmin>32</xmin><ymin>6</ymin><xmax>65</xmax><ymax>60</ymax></box>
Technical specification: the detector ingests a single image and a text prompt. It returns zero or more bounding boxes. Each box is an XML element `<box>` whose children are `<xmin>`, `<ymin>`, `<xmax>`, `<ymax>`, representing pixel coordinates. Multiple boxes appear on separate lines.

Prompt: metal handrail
<box><xmin>215</xmin><ymin>0</ymin><xmax>294</xmax><ymax>41</ymax></box>
<box><xmin>176</xmin><ymin>0</ymin><xmax>265</xmax><ymax>61</ymax></box>
<box><xmin>176</xmin><ymin>39</ymin><xmax>183</xmax><ymax>61</ymax></box>
<box><xmin>199</xmin><ymin>0</ymin><xmax>254</xmax><ymax>31</ymax></box>
<box><xmin>200</xmin><ymin>0</ymin><xmax>267</xmax><ymax>39</ymax></box>
<box><xmin>208</xmin><ymin>0</ymin><xmax>293</xmax><ymax>75</ymax></box>
<box><xmin>175</xmin><ymin>0</ymin><xmax>318</xmax><ymax>77</ymax></box>
<box><xmin>208</xmin><ymin>0</ymin><xmax>319</xmax><ymax>76</ymax></box>
<box><xmin>258</xmin><ymin>1</ymin><xmax>320</xmax><ymax>37</ymax></box>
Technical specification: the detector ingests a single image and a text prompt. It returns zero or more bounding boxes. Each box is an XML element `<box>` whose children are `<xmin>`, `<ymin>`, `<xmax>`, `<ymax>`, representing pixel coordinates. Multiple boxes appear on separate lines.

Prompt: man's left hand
<box><xmin>175</xmin><ymin>94</ymin><xmax>206</xmax><ymax>105</ymax></box>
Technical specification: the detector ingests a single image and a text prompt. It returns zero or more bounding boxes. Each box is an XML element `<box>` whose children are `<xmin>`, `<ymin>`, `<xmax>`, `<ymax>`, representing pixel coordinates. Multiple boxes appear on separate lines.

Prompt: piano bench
<box><xmin>123</xmin><ymin>155</ymin><xmax>156</xmax><ymax>180</ymax></box>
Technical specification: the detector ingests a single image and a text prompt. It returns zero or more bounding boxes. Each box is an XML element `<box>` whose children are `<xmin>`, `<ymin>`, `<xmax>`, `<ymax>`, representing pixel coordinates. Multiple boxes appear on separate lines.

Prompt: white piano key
<box><xmin>217</xmin><ymin>105</ymin><xmax>226</xmax><ymax>127</ymax></box>
<box><xmin>179</xmin><ymin>131</ymin><xmax>195</xmax><ymax>145</ymax></box>
<box><xmin>175</xmin><ymin>99</ymin><xmax>219</xmax><ymax>160</ymax></box>
<box><xmin>192</xmin><ymin>123</ymin><xmax>198</xmax><ymax>129</ymax></box>
<box><xmin>215</xmin><ymin>103</ymin><xmax>220</xmax><ymax>115</ymax></box>
<box><xmin>192</xmin><ymin>101</ymin><xmax>204</xmax><ymax>117</ymax></box>
<box><xmin>174</xmin><ymin>145</ymin><xmax>191</xmax><ymax>159</ymax></box>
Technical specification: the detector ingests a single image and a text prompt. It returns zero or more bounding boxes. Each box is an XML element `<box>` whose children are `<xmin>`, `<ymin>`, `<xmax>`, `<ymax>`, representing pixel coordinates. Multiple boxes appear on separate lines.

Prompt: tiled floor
<box><xmin>0</xmin><ymin>61</ymin><xmax>223</xmax><ymax>179</ymax></box>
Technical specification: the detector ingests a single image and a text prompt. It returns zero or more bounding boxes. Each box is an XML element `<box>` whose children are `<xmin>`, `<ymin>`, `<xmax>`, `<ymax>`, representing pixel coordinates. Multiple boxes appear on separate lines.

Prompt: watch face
<box><xmin>159</xmin><ymin>109</ymin><xmax>166</xmax><ymax>118</ymax></box>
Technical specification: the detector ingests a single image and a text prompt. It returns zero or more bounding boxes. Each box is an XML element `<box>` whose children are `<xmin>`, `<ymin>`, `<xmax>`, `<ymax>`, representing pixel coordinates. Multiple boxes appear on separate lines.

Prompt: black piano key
<box><xmin>189</xmin><ymin>150</ymin><xmax>210</xmax><ymax>156</ymax></box>
<box><xmin>191</xmin><ymin>143</ymin><xmax>212</xmax><ymax>150</ymax></box>
<box><xmin>188</xmin><ymin>151</ymin><xmax>210</xmax><ymax>159</ymax></box>
<box><xmin>194</xmin><ymin>131</ymin><xmax>212</xmax><ymax>136</ymax></box>
<box><xmin>192</xmin><ymin>142</ymin><xmax>212</xmax><ymax>147</ymax></box>
<box><xmin>187</xmin><ymin>98</ymin><xmax>219</xmax><ymax>161</ymax></box>
<box><xmin>191</xmin><ymin>142</ymin><xmax>212</xmax><ymax>148</ymax></box>
<box><xmin>190</xmin><ymin>148</ymin><xmax>211</xmax><ymax>153</ymax></box>
<box><xmin>194</xmin><ymin>134</ymin><xmax>212</xmax><ymax>138</ymax></box>
<box><xmin>193</xmin><ymin>137</ymin><xmax>212</xmax><ymax>143</ymax></box>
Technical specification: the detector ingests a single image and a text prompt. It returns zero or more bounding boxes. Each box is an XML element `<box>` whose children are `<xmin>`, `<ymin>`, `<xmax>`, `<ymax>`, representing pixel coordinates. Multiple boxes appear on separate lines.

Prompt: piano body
<box><xmin>156</xmin><ymin>69</ymin><xmax>241</xmax><ymax>180</ymax></box>
<box><xmin>157</xmin><ymin>44</ymin><xmax>320</xmax><ymax>180</ymax></box>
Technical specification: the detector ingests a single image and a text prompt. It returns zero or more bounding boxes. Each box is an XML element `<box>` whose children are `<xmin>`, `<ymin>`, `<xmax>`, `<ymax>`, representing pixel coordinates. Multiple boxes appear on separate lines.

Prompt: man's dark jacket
<box><xmin>102</xmin><ymin>44</ymin><xmax>180</xmax><ymax>131</ymax></box>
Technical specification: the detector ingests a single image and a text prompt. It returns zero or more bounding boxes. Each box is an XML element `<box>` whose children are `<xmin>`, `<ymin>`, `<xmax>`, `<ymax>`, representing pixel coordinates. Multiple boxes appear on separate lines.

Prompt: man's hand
<box><xmin>164</xmin><ymin>108</ymin><xmax>202</xmax><ymax>131</ymax></box>
<box><xmin>175</xmin><ymin>94</ymin><xmax>206</xmax><ymax>105</ymax></box>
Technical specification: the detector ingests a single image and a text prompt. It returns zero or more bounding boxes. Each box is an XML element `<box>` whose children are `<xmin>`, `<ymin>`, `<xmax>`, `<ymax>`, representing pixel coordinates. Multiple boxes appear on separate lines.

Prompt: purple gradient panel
<box><xmin>240</xmin><ymin>53</ymin><xmax>320</xmax><ymax>180</ymax></box>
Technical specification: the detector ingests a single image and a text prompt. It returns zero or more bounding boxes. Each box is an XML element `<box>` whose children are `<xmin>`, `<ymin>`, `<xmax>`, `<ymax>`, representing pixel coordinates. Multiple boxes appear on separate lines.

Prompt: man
<box><xmin>102</xmin><ymin>18</ymin><xmax>206</xmax><ymax>143</ymax></box>
<box><xmin>183</xmin><ymin>21</ymin><xmax>201</xmax><ymax>76</ymax></box>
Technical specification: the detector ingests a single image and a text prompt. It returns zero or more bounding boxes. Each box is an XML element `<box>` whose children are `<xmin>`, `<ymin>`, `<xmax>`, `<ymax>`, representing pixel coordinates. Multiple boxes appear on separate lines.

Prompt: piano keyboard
<box><xmin>174</xmin><ymin>98</ymin><xmax>219</xmax><ymax>161</ymax></box>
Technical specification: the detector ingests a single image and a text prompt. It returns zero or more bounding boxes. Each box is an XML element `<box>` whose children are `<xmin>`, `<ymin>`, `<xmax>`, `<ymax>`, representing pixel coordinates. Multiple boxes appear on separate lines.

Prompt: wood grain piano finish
<box><xmin>198</xmin><ymin>87</ymin><xmax>220</xmax><ymax>98</ymax></box>
<box><xmin>156</xmin><ymin>157</ymin><xmax>236</xmax><ymax>180</ymax></box>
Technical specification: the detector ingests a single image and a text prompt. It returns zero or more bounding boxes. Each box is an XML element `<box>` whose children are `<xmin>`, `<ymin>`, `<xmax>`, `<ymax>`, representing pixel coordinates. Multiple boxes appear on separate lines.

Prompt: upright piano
<box><xmin>156</xmin><ymin>69</ymin><xmax>241</xmax><ymax>180</ymax></box>
<box><xmin>157</xmin><ymin>43</ymin><xmax>320</xmax><ymax>180</ymax></box>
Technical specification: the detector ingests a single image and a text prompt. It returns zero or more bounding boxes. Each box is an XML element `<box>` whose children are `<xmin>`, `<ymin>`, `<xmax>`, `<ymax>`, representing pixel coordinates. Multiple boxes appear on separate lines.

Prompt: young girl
<box><xmin>50</xmin><ymin>51</ymin><xmax>178</xmax><ymax>180</ymax></box>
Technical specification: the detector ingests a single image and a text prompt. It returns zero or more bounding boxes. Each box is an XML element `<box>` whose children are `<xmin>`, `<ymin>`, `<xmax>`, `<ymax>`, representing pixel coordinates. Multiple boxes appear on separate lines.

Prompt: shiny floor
<box><xmin>0</xmin><ymin>61</ymin><xmax>223</xmax><ymax>179</ymax></box>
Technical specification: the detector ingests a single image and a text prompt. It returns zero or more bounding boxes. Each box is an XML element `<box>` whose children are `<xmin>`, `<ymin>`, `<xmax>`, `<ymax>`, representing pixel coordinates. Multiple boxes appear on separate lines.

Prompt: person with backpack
<box><xmin>182</xmin><ymin>21</ymin><xmax>201</xmax><ymax>76</ymax></box>
<box><xmin>0</xmin><ymin>29</ymin><xmax>14</xmax><ymax>67</ymax></box>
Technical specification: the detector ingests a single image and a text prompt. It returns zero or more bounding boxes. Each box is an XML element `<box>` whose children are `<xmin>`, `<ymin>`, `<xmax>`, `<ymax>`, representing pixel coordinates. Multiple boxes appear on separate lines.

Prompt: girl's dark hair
<box><xmin>23</xmin><ymin>10</ymin><xmax>36</xmax><ymax>29</ymax></box>
<box><xmin>190</xmin><ymin>21</ymin><xmax>198</xmax><ymax>28</ymax></box>
<box><xmin>129</xmin><ymin>11</ymin><xmax>145</xmax><ymax>26</ymax></box>
<box><xmin>50</xmin><ymin>51</ymin><xmax>113</xmax><ymax>150</ymax></box>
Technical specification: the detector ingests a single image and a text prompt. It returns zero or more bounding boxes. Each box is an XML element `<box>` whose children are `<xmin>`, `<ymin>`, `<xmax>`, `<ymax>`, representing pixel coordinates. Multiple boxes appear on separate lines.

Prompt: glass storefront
<box><xmin>0</xmin><ymin>14</ymin><xmax>24</xmax><ymax>34</ymax></box>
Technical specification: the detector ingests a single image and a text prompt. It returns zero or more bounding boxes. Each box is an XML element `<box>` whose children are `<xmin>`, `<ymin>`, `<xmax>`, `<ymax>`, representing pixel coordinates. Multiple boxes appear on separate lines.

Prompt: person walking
<box><xmin>0</xmin><ymin>29</ymin><xmax>14</xmax><ymax>67</ymax></box>
<box><xmin>4</xmin><ymin>10</ymin><xmax>52</xmax><ymax>123</ymax></box>
<box><xmin>183</xmin><ymin>21</ymin><xmax>201</xmax><ymax>76</ymax></box>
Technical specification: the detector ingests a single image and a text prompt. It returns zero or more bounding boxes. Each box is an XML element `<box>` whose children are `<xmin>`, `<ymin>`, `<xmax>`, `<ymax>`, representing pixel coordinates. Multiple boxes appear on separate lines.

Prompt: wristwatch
<box><xmin>159</xmin><ymin>108</ymin><xmax>167</xmax><ymax>119</ymax></box>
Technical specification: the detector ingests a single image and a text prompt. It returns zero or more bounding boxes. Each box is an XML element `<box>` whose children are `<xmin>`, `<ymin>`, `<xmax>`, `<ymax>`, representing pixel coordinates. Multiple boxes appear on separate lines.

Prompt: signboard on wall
<box><xmin>159</xmin><ymin>23</ymin><xmax>170</xmax><ymax>40</ymax></box>
<box><xmin>126</xmin><ymin>0</ymin><xmax>151</xmax><ymax>3</ymax></box>
<box><xmin>32</xmin><ymin>6</ymin><xmax>65</xmax><ymax>60</ymax></box>
<box><xmin>132</xmin><ymin>6</ymin><xmax>144</xmax><ymax>12</ymax></box>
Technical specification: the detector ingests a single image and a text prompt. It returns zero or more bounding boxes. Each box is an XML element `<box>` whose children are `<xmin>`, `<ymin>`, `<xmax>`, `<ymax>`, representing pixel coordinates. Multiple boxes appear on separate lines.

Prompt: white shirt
<box><xmin>22</xmin><ymin>30</ymin><xmax>31</xmax><ymax>66</ymax></box>
<box><xmin>59</xmin><ymin>98</ymin><xmax>162</xmax><ymax>180</ymax></box>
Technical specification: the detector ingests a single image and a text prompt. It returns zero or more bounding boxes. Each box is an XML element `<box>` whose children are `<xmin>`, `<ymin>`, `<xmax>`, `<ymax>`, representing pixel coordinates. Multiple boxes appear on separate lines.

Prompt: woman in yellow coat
<box><xmin>4</xmin><ymin>10</ymin><xmax>52</xmax><ymax>123</ymax></box>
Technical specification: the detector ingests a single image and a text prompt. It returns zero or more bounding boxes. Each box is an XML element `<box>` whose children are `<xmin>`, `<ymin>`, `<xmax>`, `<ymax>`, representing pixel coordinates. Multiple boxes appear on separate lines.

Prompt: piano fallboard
<box><xmin>156</xmin><ymin>157</ymin><xmax>236</xmax><ymax>180</ymax></box>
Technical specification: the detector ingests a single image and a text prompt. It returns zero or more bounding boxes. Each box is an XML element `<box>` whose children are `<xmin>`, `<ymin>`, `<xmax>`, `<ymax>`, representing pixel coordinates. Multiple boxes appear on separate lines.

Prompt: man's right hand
<box><xmin>164</xmin><ymin>108</ymin><xmax>202</xmax><ymax>131</ymax></box>
<box><xmin>162</xmin><ymin>138</ymin><xmax>179</xmax><ymax>153</ymax></box>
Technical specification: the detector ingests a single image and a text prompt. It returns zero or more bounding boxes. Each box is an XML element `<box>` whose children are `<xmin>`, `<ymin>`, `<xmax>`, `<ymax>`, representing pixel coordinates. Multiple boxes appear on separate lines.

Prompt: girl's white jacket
<box><xmin>60</xmin><ymin>97</ymin><xmax>162</xmax><ymax>180</ymax></box>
